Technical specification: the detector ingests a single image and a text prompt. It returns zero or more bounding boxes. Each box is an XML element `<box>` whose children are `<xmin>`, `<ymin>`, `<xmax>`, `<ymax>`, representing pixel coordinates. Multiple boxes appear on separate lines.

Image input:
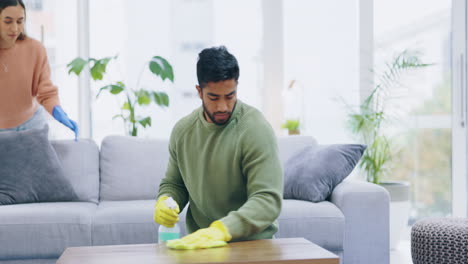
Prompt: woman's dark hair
<box><xmin>0</xmin><ymin>0</ymin><xmax>27</xmax><ymax>40</ymax></box>
<box><xmin>196</xmin><ymin>46</ymin><xmax>239</xmax><ymax>88</ymax></box>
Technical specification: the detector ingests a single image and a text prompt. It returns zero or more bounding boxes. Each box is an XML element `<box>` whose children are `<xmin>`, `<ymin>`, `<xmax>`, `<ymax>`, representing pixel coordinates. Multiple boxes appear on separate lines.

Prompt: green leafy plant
<box><xmin>281</xmin><ymin>119</ymin><xmax>300</xmax><ymax>135</ymax></box>
<box><xmin>67</xmin><ymin>55</ymin><xmax>174</xmax><ymax>136</ymax></box>
<box><xmin>347</xmin><ymin>50</ymin><xmax>431</xmax><ymax>184</ymax></box>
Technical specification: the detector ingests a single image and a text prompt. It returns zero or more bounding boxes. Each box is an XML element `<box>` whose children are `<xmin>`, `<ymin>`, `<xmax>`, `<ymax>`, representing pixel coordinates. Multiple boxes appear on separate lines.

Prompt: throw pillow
<box><xmin>0</xmin><ymin>125</ymin><xmax>78</xmax><ymax>205</ymax></box>
<box><xmin>284</xmin><ymin>144</ymin><xmax>366</xmax><ymax>202</ymax></box>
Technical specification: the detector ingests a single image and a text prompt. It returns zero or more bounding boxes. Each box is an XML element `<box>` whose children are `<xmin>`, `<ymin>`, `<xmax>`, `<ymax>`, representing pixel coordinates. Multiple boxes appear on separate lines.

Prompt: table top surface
<box><xmin>56</xmin><ymin>237</ymin><xmax>339</xmax><ymax>264</ymax></box>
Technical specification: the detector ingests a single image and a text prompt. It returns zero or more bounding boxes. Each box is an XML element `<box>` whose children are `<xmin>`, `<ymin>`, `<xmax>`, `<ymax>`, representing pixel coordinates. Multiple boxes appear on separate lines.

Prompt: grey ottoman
<box><xmin>411</xmin><ymin>218</ymin><xmax>468</xmax><ymax>264</ymax></box>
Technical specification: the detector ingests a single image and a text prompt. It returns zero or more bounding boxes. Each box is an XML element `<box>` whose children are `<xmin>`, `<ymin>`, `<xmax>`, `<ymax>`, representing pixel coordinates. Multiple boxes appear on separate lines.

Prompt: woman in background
<box><xmin>0</xmin><ymin>0</ymin><xmax>78</xmax><ymax>139</ymax></box>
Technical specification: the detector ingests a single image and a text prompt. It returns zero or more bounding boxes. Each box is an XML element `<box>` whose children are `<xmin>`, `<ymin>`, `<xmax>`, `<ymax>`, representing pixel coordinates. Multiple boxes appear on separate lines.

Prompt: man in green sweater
<box><xmin>153</xmin><ymin>46</ymin><xmax>283</xmax><ymax>250</ymax></box>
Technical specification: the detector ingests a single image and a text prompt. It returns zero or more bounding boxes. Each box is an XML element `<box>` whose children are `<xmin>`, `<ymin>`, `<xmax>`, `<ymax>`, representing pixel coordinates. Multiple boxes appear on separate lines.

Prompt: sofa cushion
<box><xmin>52</xmin><ymin>139</ymin><xmax>100</xmax><ymax>203</ymax></box>
<box><xmin>92</xmin><ymin>200</ymin><xmax>188</xmax><ymax>245</ymax></box>
<box><xmin>284</xmin><ymin>144</ymin><xmax>365</xmax><ymax>202</ymax></box>
<box><xmin>276</xmin><ymin>199</ymin><xmax>345</xmax><ymax>251</ymax></box>
<box><xmin>99</xmin><ymin>136</ymin><xmax>169</xmax><ymax>201</ymax></box>
<box><xmin>0</xmin><ymin>202</ymin><xmax>96</xmax><ymax>259</ymax></box>
<box><xmin>0</xmin><ymin>126</ymin><xmax>78</xmax><ymax>205</ymax></box>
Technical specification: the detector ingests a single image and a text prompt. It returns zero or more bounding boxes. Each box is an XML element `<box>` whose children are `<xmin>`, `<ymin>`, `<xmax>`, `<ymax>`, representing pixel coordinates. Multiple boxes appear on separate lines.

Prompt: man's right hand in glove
<box><xmin>154</xmin><ymin>195</ymin><xmax>180</xmax><ymax>227</ymax></box>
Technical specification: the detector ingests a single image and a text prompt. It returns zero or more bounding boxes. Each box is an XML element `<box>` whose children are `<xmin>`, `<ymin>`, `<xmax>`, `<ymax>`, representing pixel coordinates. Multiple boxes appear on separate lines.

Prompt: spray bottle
<box><xmin>158</xmin><ymin>197</ymin><xmax>180</xmax><ymax>243</ymax></box>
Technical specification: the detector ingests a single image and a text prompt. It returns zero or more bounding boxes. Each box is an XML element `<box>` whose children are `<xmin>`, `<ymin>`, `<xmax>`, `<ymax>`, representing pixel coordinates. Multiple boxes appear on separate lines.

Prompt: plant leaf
<box><xmin>153</xmin><ymin>92</ymin><xmax>169</xmax><ymax>107</ymax></box>
<box><xmin>159</xmin><ymin>92</ymin><xmax>169</xmax><ymax>107</ymax></box>
<box><xmin>136</xmin><ymin>90</ymin><xmax>151</xmax><ymax>105</ymax></box>
<box><xmin>153</xmin><ymin>92</ymin><xmax>161</xmax><ymax>105</ymax></box>
<box><xmin>149</xmin><ymin>56</ymin><xmax>174</xmax><ymax>82</ymax></box>
<box><xmin>281</xmin><ymin>119</ymin><xmax>300</xmax><ymax>130</ymax></box>
<box><xmin>90</xmin><ymin>56</ymin><xmax>114</xmax><ymax>80</ymax></box>
<box><xmin>138</xmin><ymin>116</ymin><xmax>152</xmax><ymax>128</ymax></box>
<box><xmin>96</xmin><ymin>84</ymin><xmax>124</xmax><ymax>98</ymax></box>
<box><xmin>112</xmin><ymin>114</ymin><xmax>125</xmax><ymax>120</ymax></box>
<box><xmin>121</xmin><ymin>102</ymin><xmax>131</xmax><ymax>110</ymax></box>
<box><xmin>67</xmin><ymin>57</ymin><xmax>87</xmax><ymax>76</ymax></box>
<box><xmin>109</xmin><ymin>85</ymin><xmax>124</xmax><ymax>95</ymax></box>
<box><xmin>346</xmin><ymin>50</ymin><xmax>432</xmax><ymax>183</ymax></box>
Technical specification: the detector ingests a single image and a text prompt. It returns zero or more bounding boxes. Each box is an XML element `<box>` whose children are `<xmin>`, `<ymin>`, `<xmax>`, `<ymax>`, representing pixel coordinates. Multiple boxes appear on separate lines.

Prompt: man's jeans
<box><xmin>0</xmin><ymin>106</ymin><xmax>47</xmax><ymax>132</ymax></box>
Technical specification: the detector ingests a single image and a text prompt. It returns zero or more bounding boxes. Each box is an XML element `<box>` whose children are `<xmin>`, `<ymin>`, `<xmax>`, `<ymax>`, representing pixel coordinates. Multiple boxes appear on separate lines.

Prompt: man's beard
<box><xmin>202</xmin><ymin>100</ymin><xmax>236</xmax><ymax>126</ymax></box>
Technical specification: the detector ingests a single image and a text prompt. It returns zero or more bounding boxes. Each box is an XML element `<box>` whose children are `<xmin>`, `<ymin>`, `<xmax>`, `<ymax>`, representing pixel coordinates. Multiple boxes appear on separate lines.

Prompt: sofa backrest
<box><xmin>98</xmin><ymin>135</ymin><xmax>317</xmax><ymax>201</ymax></box>
<box><xmin>99</xmin><ymin>136</ymin><xmax>169</xmax><ymax>201</ymax></box>
<box><xmin>277</xmin><ymin>135</ymin><xmax>317</xmax><ymax>167</ymax></box>
<box><xmin>52</xmin><ymin>139</ymin><xmax>100</xmax><ymax>203</ymax></box>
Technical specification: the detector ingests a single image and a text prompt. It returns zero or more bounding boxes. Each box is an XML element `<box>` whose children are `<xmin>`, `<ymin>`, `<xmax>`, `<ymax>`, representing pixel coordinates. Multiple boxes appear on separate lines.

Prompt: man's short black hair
<box><xmin>196</xmin><ymin>46</ymin><xmax>239</xmax><ymax>88</ymax></box>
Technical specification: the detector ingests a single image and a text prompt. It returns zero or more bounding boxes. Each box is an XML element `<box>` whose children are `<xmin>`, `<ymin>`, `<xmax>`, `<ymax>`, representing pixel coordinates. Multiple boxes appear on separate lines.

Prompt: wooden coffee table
<box><xmin>56</xmin><ymin>237</ymin><xmax>339</xmax><ymax>264</ymax></box>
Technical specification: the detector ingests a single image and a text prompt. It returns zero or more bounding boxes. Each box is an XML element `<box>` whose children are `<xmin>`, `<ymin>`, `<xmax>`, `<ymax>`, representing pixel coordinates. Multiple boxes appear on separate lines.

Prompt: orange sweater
<box><xmin>0</xmin><ymin>37</ymin><xmax>60</xmax><ymax>129</ymax></box>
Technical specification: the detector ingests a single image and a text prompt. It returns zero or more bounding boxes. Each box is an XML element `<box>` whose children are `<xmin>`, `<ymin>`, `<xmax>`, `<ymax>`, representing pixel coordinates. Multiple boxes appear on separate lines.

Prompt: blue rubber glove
<box><xmin>52</xmin><ymin>105</ymin><xmax>79</xmax><ymax>141</ymax></box>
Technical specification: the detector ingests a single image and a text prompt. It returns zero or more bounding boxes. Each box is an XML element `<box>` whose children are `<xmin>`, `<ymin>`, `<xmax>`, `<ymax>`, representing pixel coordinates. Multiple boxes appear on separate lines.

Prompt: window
<box><xmin>374</xmin><ymin>0</ymin><xmax>452</xmax><ymax>221</ymax></box>
<box><xmin>26</xmin><ymin>0</ymin><xmax>43</xmax><ymax>11</ymax></box>
<box><xmin>23</xmin><ymin>0</ymin><xmax>79</xmax><ymax>140</ymax></box>
<box><xmin>283</xmin><ymin>0</ymin><xmax>360</xmax><ymax>143</ymax></box>
<box><xmin>89</xmin><ymin>0</ymin><xmax>263</xmax><ymax>143</ymax></box>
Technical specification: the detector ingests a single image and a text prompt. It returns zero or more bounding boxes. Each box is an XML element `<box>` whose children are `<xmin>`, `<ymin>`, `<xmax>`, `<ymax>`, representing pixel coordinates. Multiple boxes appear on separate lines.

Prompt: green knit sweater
<box><xmin>158</xmin><ymin>100</ymin><xmax>283</xmax><ymax>241</ymax></box>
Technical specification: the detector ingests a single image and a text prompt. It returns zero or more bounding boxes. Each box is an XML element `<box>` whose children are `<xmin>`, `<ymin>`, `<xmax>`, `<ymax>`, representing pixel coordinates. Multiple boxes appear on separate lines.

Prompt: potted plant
<box><xmin>346</xmin><ymin>50</ymin><xmax>430</xmax><ymax>249</ymax></box>
<box><xmin>67</xmin><ymin>55</ymin><xmax>174</xmax><ymax>136</ymax></box>
<box><xmin>282</xmin><ymin>119</ymin><xmax>300</xmax><ymax>135</ymax></box>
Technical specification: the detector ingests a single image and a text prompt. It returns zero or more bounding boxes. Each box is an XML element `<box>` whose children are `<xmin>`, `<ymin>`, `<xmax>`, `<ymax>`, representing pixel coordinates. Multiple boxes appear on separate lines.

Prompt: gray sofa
<box><xmin>0</xmin><ymin>135</ymin><xmax>390</xmax><ymax>264</ymax></box>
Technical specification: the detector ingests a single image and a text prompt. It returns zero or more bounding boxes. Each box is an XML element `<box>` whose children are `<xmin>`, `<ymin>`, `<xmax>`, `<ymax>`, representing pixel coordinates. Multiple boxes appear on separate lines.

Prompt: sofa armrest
<box><xmin>330</xmin><ymin>179</ymin><xmax>390</xmax><ymax>264</ymax></box>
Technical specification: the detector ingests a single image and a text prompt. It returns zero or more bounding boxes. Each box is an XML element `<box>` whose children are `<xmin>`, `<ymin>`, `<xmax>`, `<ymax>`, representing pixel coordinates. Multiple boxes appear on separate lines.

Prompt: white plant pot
<box><xmin>380</xmin><ymin>181</ymin><xmax>411</xmax><ymax>250</ymax></box>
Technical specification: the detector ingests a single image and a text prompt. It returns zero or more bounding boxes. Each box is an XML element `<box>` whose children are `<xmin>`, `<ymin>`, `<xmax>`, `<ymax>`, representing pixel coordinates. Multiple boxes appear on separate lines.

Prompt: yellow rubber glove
<box><xmin>154</xmin><ymin>196</ymin><xmax>180</xmax><ymax>227</ymax></box>
<box><xmin>166</xmin><ymin>220</ymin><xmax>232</xmax><ymax>250</ymax></box>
